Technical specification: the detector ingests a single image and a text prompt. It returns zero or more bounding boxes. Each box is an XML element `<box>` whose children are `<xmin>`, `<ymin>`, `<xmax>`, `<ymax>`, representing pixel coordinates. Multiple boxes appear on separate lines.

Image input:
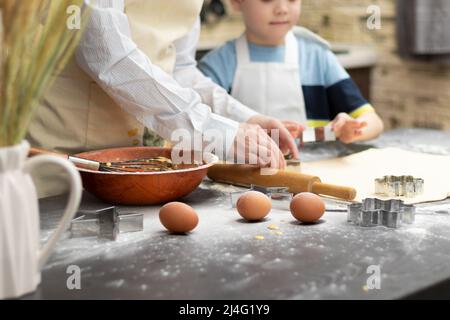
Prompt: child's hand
<box><xmin>331</xmin><ymin>113</ymin><xmax>368</xmax><ymax>144</ymax></box>
<box><xmin>281</xmin><ymin>120</ymin><xmax>304</xmax><ymax>139</ymax></box>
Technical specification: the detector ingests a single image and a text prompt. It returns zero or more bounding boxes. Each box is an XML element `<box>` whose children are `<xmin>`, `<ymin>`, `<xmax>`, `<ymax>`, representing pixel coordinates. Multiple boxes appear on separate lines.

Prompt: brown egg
<box><xmin>236</xmin><ymin>191</ymin><xmax>272</xmax><ymax>221</ymax></box>
<box><xmin>290</xmin><ymin>192</ymin><xmax>325</xmax><ymax>223</ymax></box>
<box><xmin>159</xmin><ymin>202</ymin><xmax>199</xmax><ymax>233</ymax></box>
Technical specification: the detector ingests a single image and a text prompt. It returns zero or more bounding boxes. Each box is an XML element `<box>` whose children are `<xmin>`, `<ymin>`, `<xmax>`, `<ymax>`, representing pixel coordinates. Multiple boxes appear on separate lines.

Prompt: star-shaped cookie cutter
<box><xmin>70</xmin><ymin>206</ymin><xmax>144</xmax><ymax>240</ymax></box>
<box><xmin>347</xmin><ymin>198</ymin><xmax>415</xmax><ymax>228</ymax></box>
<box><xmin>375</xmin><ymin>175</ymin><xmax>424</xmax><ymax>198</ymax></box>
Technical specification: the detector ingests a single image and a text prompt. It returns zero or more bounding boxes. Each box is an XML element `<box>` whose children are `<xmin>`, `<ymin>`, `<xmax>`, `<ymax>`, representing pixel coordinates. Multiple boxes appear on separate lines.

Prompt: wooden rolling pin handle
<box><xmin>311</xmin><ymin>182</ymin><xmax>356</xmax><ymax>201</ymax></box>
<box><xmin>207</xmin><ymin>164</ymin><xmax>357</xmax><ymax>201</ymax></box>
<box><xmin>29</xmin><ymin>147</ymin><xmax>69</xmax><ymax>159</ymax></box>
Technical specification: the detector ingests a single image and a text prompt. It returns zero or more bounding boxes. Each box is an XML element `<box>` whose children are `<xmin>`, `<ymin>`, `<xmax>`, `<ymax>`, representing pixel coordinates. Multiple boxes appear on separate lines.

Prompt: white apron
<box><xmin>231</xmin><ymin>31</ymin><xmax>307</xmax><ymax>125</ymax></box>
<box><xmin>27</xmin><ymin>0</ymin><xmax>204</xmax><ymax>198</ymax></box>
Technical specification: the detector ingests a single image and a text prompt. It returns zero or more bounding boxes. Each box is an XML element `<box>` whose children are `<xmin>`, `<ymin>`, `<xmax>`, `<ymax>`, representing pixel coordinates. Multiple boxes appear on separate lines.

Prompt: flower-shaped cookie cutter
<box><xmin>375</xmin><ymin>175</ymin><xmax>424</xmax><ymax>198</ymax></box>
<box><xmin>347</xmin><ymin>198</ymin><xmax>415</xmax><ymax>228</ymax></box>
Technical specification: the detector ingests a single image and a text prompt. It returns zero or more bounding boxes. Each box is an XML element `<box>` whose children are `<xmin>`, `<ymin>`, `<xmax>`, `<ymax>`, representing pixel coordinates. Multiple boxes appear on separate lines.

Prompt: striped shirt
<box><xmin>198</xmin><ymin>34</ymin><xmax>375</xmax><ymax>127</ymax></box>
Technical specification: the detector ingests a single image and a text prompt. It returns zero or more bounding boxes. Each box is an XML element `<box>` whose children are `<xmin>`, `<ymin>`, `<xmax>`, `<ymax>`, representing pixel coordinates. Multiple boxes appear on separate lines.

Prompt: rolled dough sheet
<box><xmin>301</xmin><ymin>147</ymin><xmax>450</xmax><ymax>204</ymax></box>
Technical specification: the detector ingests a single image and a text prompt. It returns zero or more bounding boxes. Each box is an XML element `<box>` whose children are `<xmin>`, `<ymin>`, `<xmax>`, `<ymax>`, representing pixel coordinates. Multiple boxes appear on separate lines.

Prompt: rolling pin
<box><xmin>207</xmin><ymin>164</ymin><xmax>356</xmax><ymax>201</ymax></box>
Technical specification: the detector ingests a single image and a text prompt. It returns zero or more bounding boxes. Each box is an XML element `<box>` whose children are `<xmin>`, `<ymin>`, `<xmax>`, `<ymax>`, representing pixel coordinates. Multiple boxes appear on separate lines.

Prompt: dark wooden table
<box><xmin>25</xmin><ymin>129</ymin><xmax>450</xmax><ymax>299</ymax></box>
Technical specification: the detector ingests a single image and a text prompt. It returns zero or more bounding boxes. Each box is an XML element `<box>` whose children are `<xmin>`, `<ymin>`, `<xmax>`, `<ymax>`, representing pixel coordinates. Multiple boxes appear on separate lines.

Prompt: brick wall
<box><xmin>300</xmin><ymin>0</ymin><xmax>450</xmax><ymax>131</ymax></box>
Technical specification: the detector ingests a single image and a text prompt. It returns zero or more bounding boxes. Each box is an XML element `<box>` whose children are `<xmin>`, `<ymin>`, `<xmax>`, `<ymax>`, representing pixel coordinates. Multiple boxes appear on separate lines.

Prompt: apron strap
<box><xmin>285</xmin><ymin>31</ymin><xmax>299</xmax><ymax>65</ymax></box>
<box><xmin>236</xmin><ymin>34</ymin><xmax>251</xmax><ymax>66</ymax></box>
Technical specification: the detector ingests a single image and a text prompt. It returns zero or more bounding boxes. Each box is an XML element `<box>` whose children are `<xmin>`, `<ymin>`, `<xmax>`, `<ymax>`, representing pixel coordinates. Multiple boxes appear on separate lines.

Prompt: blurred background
<box><xmin>199</xmin><ymin>0</ymin><xmax>450</xmax><ymax>132</ymax></box>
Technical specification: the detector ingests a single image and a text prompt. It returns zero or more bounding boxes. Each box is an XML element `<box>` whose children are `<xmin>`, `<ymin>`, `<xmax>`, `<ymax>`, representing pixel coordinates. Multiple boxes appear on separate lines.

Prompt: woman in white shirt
<box><xmin>28</xmin><ymin>0</ymin><xmax>299</xmax><ymax>175</ymax></box>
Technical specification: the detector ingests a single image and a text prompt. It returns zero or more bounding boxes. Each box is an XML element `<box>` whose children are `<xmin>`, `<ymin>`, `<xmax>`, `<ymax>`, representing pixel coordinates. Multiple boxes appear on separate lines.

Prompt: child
<box><xmin>198</xmin><ymin>0</ymin><xmax>384</xmax><ymax>144</ymax></box>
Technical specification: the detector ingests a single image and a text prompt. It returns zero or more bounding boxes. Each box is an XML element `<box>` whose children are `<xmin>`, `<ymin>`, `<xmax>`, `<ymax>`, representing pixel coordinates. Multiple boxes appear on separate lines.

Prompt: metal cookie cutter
<box><xmin>347</xmin><ymin>198</ymin><xmax>415</xmax><ymax>228</ymax></box>
<box><xmin>70</xmin><ymin>206</ymin><xmax>144</xmax><ymax>240</ymax></box>
<box><xmin>230</xmin><ymin>185</ymin><xmax>293</xmax><ymax>210</ymax></box>
<box><xmin>375</xmin><ymin>175</ymin><xmax>424</xmax><ymax>197</ymax></box>
<box><xmin>299</xmin><ymin>126</ymin><xmax>336</xmax><ymax>145</ymax></box>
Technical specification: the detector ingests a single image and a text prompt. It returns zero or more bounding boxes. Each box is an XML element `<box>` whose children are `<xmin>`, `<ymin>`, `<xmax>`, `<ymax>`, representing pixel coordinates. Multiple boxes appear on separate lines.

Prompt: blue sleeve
<box><xmin>323</xmin><ymin>49</ymin><xmax>351</xmax><ymax>86</ymax></box>
<box><xmin>322</xmin><ymin>49</ymin><xmax>370</xmax><ymax>117</ymax></box>
<box><xmin>197</xmin><ymin>41</ymin><xmax>237</xmax><ymax>93</ymax></box>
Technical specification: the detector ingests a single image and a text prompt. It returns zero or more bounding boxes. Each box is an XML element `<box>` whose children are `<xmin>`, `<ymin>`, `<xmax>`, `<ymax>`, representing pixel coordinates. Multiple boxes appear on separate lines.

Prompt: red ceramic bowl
<box><xmin>76</xmin><ymin>147</ymin><xmax>218</xmax><ymax>205</ymax></box>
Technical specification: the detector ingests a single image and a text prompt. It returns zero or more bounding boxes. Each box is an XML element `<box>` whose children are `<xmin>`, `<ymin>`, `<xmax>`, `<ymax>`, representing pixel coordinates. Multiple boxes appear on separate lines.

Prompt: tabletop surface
<box><xmin>25</xmin><ymin>129</ymin><xmax>450</xmax><ymax>300</ymax></box>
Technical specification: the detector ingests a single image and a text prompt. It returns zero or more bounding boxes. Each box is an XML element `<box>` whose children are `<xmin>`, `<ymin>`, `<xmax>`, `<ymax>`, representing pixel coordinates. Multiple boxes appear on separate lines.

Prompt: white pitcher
<box><xmin>0</xmin><ymin>141</ymin><xmax>82</xmax><ymax>299</ymax></box>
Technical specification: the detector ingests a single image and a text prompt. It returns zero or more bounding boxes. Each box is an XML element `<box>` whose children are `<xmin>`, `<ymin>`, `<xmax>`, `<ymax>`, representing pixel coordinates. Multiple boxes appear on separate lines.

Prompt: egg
<box><xmin>290</xmin><ymin>192</ymin><xmax>325</xmax><ymax>223</ymax></box>
<box><xmin>236</xmin><ymin>191</ymin><xmax>272</xmax><ymax>221</ymax></box>
<box><xmin>159</xmin><ymin>202</ymin><xmax>199</xmax><ymax>233</ymax></box>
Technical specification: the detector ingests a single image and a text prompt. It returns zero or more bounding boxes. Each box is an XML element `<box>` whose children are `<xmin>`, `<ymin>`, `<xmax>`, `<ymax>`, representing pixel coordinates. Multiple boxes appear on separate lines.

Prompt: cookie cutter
<box><xmin>347</xmin><ymin>198</ymin><xmax>415</xmax><ymax>228</ymax></box>
<box><xmin>286</xmin><ymin>159</ymin><xmax>301</xmax><ymax>168</ymax></box>
<box><xmin>230</xmin><ymin>185</ymin><xmax>293</xmax><ymax>210</ymax></box>
<box><xmin>375</xmin><ymin>175</ymin><xmax>424</xmax><ymax>197</ymax></box>
<box><xmin>298</xmin><ymin>126</ymin><xmax>336</xmax><ymax>145</ymax></box>
<box><xmin>70</xmin><ymin>206</ymin><xmax>144</xmax><ymax>240</ymax></box>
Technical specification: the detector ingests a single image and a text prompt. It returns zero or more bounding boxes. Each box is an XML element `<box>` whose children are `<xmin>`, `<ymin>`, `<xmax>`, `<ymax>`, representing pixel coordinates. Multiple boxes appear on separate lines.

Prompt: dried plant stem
<box><xmin>0</xmin><ymin>0</ymin><xmax>87</xmax><ymax>147</ymax></box>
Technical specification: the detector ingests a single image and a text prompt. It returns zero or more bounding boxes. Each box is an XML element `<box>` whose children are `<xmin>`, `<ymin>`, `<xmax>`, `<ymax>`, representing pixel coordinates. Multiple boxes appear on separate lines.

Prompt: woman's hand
<box><xmin>229</xmin><ymin>122</ymin><xmax>286</xmax><ymax>169</ymax></box>
<box><xmin>247</xmin><ymin>115</ymin><xmax>300</xmax><ymax>160</ymax></box>
<box><xmin>281</xmin><ymin>120</ymin><xmax>304</xmax><ymax>139</ymax></box>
